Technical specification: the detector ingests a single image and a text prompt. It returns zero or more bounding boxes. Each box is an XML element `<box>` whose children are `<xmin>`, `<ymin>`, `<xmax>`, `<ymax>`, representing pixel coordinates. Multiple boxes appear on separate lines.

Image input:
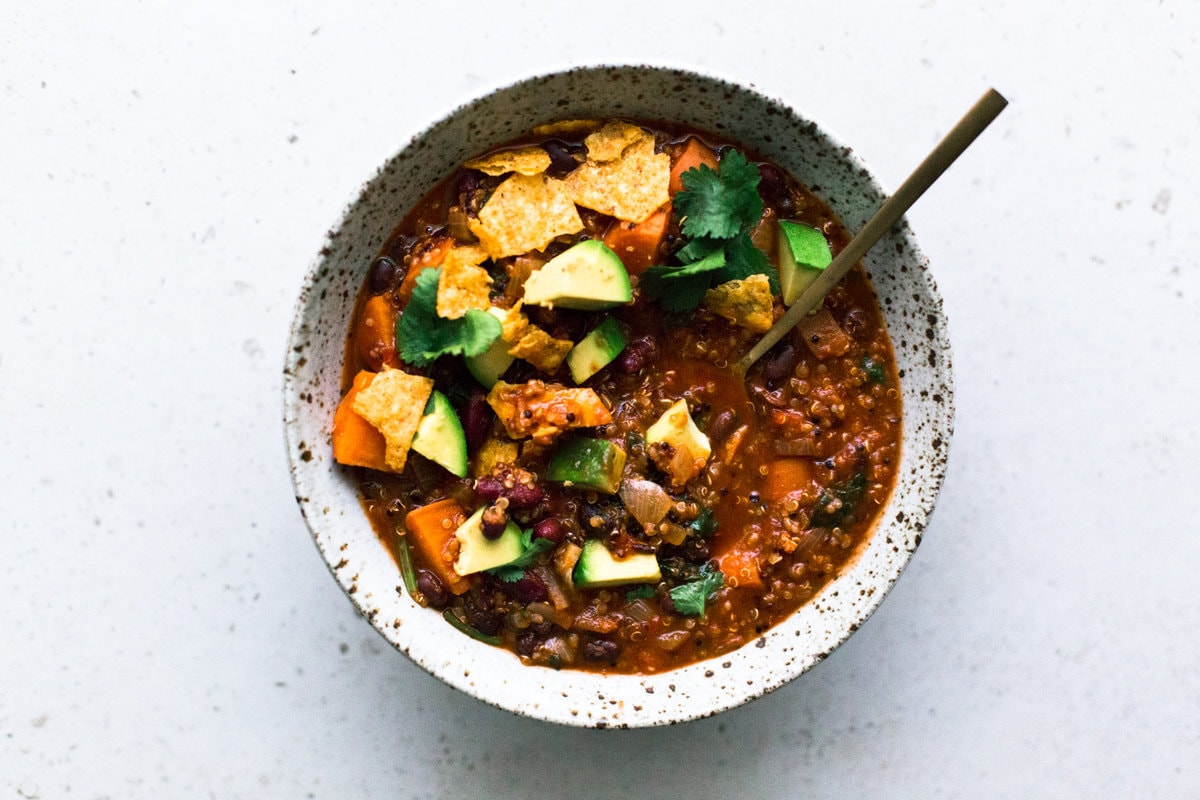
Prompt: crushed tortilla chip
<box><xmin>531</xmin><ymin>118</ymin><xmax>602</xmax><ymax>137</ymax></box>
<box><xmin>472</xmin><ymin>435</ymin><xmax>519</xmax><ymax>478</ymax></box>
<box><xmin>464</xmin><ymin>146</ymin><xmax>552</xmax><ymax>177</ymax></box>
<box><xmin>584</xmin><ymin>121</ymin><xmax>648</xmax><ymax>162</ymax></box>
<box><xmin>468</xmin><ymin>173</ymin><xmax>584</xmax><ymax>259</ymax></box>
<box><xmin>351</xmin><ymin>367</ymin><xmax>435</xmax><ymax>472</ymax></box>
<box><xmin>564</xmin><ymin>136</ymin><xmax>670</xmax><ymax>223</ymax></box>
<box><xmin>487</xmin><ymin>380</ymin><xmax>613</xmax><ymax>443</ymax></box>
<box><xmin>509</xmin><ymin>326</ymin><xmax>573</xmax><ymax>372</ymax></box>
<box><xmin>499</xmin><ymin>302</ymin><xmax>573</xmax><ymax>372</ymax></box>
<box><xmin>436</xmin><ymin>245</ymin><xmax>493</xmax><ymax>319</ymax></box>
<box><xmin>703</xmin><ymin>274</ymin><xmax>775</xmax><ymax>333</ymax></box>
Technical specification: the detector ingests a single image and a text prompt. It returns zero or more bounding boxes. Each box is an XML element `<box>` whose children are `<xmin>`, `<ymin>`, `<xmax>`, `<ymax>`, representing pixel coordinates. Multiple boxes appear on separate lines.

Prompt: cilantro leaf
<box><xmin>396</xmin><ymin>267</ymin><xmax>502</xmax><ymax>367</ymax></box>
<box><xmin>487</xmin><ymin>528</ymin><xmax>554</xmax><ymax>581</ymax></box>
<box><xmin>674</xmin><ymin>150</ymin><xmax>763</xmax><ymax>240</ymax></box>
<box><xmin>669</xmin><ymin>566</ymin><xmax>724</xmax><ymax>617</ymax></box>
<box><xmin>625</xmin><ymin>585</ymin><xmax>656</xmax><ymax>601</ymax></box>
<box><xmin>718</xmin><ymin>231</ymin><xmax>779</xmax><ymax>293</ymax></box>
<box><xmin>687</xmin><ymin>508</ymin><xmax>719</xmax><ymax>538</ymax></box>
<box><xmin>641</xmin><ymin>245</ymin><xmax>728</xmax><ymax>312</ymax></box>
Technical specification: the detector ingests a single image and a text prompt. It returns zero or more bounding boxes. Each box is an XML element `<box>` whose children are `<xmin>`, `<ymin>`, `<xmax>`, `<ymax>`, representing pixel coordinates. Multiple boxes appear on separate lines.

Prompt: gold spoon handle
<box><xmin>736</xmin><ymin>88</ymin><xmax>1009</xmax><ymax>375</ymax></box>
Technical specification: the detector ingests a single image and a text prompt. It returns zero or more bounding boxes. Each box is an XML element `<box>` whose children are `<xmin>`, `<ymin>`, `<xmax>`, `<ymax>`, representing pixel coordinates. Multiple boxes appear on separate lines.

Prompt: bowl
<box><xmin>283</xmin><ymin>64</ymin><xmax>953</xmax><ymax>727</ymax></box>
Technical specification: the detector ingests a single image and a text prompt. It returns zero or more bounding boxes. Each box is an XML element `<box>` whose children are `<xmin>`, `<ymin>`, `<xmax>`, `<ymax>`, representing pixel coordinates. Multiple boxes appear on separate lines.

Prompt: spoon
<box><xmin>735</xmin><ymin>88</ymin><xmax>1008</xmax><ymax>376</ymax></box>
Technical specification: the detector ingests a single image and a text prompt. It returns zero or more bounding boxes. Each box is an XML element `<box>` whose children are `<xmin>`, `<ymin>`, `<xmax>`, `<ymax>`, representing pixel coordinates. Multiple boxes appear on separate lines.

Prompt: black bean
<box><xmin>543</xmin><ymin>139</ymin><xmax>582</xmax><ymax>176</ymax></box>
<box><xmin>707</xmin><ymin>410</ymin><xmax>737</xmax><ymax>443</ymax></box>
<box><xmin>614</xmin><ymin>336</ymin><xmax>657</xmax><ymax>375</ymax></box>
<box><xmin>462</xmin><ymin>592</ymin><xmax>503</xmax><ymax>636</ymax></box>
<box><xmin>757</xmin><ymin>163</ymin><xmax>794</xmax><ymax>215</ymax></box>
<box><xmin>515</xmin><ymin>631</ymin><xmax>538</xmax><ymax>657</ymax></box>
<box><xmin>481</xmin><ymin>503</ymin><xmax>509</xmax><ymax>540</ymax></box>
<box><xmin>368</xmin><ymin>256</ymin><xmax>398</xmax><ymax>294</ymax></box>
<box><xmin>763</xmin><ymin>342</ymin><xmax>797</xmax><ymax>384</ymax></box>
<box><xmin>416</xmin><ymin>570</ymin><xmax>449</xmax><ymax>609</ymax></box>
<box><xmin>583</xmin><ymin>638</ymin><xmax>620</xmax><ymax>662</ymax></box>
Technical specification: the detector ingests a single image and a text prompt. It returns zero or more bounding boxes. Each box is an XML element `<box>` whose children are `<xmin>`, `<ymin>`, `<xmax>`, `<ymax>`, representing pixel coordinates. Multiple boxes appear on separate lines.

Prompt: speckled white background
<box><xmin>2</xmin><ymin>2</ymin><xmax>1197</xmax><ymax>797</ymax></box>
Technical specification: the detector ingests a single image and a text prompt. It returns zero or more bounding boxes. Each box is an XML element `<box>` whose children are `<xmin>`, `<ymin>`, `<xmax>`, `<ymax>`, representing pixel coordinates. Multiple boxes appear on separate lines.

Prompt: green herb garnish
<box><xmin>625</xmin><ymin>585</ymin><xmax>656</xmax><ymax>601</ymax></box>
<box><xmin>688</xmin><ymin>508</ymin><xmax>719</xmax><ymax>538</ymax></box>
<box><xmin>669</xmin><ymin>565</ymin><xmax>724</xmax><ymax>617</ymax></box>
<box><xmin>487</xmin><ymin>528</ymin><xmax>555</xmax><ymax>582</ymax></box>
<box><xmin>862</xmin><ymin>356</ymin><xmax>887</xmax><ymax>385</ymax></box>
<box><xmin>643</xmin><ymin>149</ymin><xmax>776</xmax><ymax>311</ymax></box>
<box><xmin>396</xmin><ymin>266</ymin><xmax>502</xmax><ymax>367</ymax></box>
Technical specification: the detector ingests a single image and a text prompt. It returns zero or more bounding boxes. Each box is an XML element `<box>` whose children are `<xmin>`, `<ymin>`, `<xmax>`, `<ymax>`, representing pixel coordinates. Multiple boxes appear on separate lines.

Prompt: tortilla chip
<box><xmin>584</xmin><ymin>121</ymin><xmax>648</xmax><ymax>162</ymax></box>
<box><xmin>531</xmin><ymin>119</ymin><xmax>603</xmax><ymax>137</ymax></box>
<box><xmin>352</xmin><ymin>367</ymin><xmax>435</xmax><ymax>472</ymax></box>
<box><xmin>703</xmin><ymin>274</ymin><xmax>775</xmax><ymax>333</ymax></box>
<box><xmin>509</xmin><ymin>326</ymin><xmax>573</xmax><ymax>372</ymax></box>
<box><xmin>564</xmin><ymin>136</ymin><xmax>670</xmax><ymax>223</ymax></box>
<box><xmin>437</xmin><ymin>245</ymin><xmax>493</xmax><ymax>319</ymax></box>
<box><xmin>468</xmin><ymin>174</ymin><xmax>584</xmax><ymax>259</ymax></box>
<box><xmin>498</xmin><ymin>302</ymin><xmax>572</xmax><ymax>372</ymax></box>
<box><xmin>464</xmin><ymin>146</ymin><xmax>552</xmax><ymax>177</ymax></box>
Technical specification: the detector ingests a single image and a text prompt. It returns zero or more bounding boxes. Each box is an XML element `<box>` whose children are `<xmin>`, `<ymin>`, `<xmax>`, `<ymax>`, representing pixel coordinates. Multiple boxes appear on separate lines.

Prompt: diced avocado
<box><xmin>453</xmin><ymin>506</ymin><xmax>524</xmax><ymax>576</ymax></box>
<box><xmin>566</xmin><ymin>317</ymin><xmax>627</xmax><ymax>384</ymax></box>
<box><xmin>777</xmin><ymin>220</ymin><xmax>832</xmax><ymax>305</ymax></box>
<box><xmin>546</xmin><ymin>437</ymin><xmax>627</xmax><ymax>494</ymax></box>
<box><xmin>465</xmin><ymin>306</ymin><xmax>515</xmax><ymax>388</ymax></box>
<box><xmin>410</xmin><ymin>390</ymin><xmax>468</xmax><ymax>477</ymax></box>
<box><xmin>645</xmin><ymin>399</ymin><xmax>711</xmax><ymax>464</ymax></box>
<box><xmin>573</xmin><ymin>539</ymin><xmax>661</xmax><ymax>589</ymax></box>
<box><xmin>521</xmin><ymin>240</ymin><xmax>632</xmax><ymax>310</ymax></box>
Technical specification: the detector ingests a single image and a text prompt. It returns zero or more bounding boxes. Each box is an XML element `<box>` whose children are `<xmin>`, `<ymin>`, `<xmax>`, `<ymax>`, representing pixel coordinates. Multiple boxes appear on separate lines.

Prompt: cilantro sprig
<box><xmin>396</xmin><ymin>267</ymin><xmax>502</xmax><ymax>367</ymax></box>
<box><xmin>487</xmin><ymin>528</ymin><xmax>556</xmax><ymax>582</ymax></box>
<box><xmin>668</xmin><ymin>564</ymin><xmax>724</xmax><ymax>617</ymax></box>
<box><xmin>642</xmin><ymin>149</ymin><xmax>776</xmax><ymax>311</ymax></box>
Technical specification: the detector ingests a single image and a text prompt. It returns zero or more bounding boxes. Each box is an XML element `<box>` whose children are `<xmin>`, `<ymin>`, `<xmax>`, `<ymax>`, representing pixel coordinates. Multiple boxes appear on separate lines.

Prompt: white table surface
<box><xmin>4</xmin><ymin>2</ymin><xmax>1198</xmax><ymax>797</ymax></box>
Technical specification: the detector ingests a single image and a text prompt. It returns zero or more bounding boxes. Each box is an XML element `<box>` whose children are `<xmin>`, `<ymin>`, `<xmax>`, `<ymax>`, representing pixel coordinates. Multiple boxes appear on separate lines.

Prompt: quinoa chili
<box><xmin>331</xmin><ymin>119</ymin><xmax>902</xmax><ymax>674</ymax></box>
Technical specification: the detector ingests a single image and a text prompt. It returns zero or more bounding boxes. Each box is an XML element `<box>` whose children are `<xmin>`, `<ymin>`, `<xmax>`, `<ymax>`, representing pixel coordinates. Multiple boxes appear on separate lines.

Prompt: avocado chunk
<box><xmin>566</xmin><ymin>317</ymin><xmax>627</xmax><ymax>384</ymax></box>
<box><xmin>465</xmin><ymin>306</ymin><xmax>515</xmax><ymax>388</ymax></box>
<box><xmin>645</xmin><ymin>399</ymin><xmax>711</xmax><ymax>464</ymax></box>
<box><xmin>522</xmin><ymin>240</ymin><xmax>632</xmax><ymax>310</ymax></box>
<box><xmin>453</xmin><ymin>506</ymin><xmax>524</xmax><ymax>576</ymax></box>
<box><xmin>546</xmin><ymin>437</ymin><xmax>627</xmax><ymax>494</ymax></box>
<box><xmin>410</xmin><ymin>390</ymin><xmax>469</xmax><ymax>477</ymax></box>
<box><xmin>777</xmin><ymin>220</ymin><xmax>832</xmax><ymax>305</ymax></box>
<box><xmin>573</xmin><ymin>539</ymin><xmax>661</xmax><ymax>589</ymax></box>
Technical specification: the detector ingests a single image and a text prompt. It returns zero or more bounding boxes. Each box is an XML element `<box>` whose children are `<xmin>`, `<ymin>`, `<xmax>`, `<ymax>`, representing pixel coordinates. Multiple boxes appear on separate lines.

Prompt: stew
<box><xmin>332</xmin><ymin>118</ymin><xmax>902</xmax><ymax>674</ymax></box>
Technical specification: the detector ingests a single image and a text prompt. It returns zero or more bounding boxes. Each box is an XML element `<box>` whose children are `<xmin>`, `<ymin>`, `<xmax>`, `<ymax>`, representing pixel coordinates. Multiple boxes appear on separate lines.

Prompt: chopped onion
<box><xmin>532</xmin><ymin>565</ymin><xmax>569</xmax><ymax>611</ymax></box>
<box><xmin>774</xmin><ymin>438</ymin><xmax>816</xmax><ymax>457</ymax></box>
<box><xmin>620</xmin><ymin>478</ymin><xmax>673</xmax><ymax>526</ymax></box>
<box><xmin>623</xmin><ymin>598</ymin><xmax>657</xmax><ymax>623</ymax></box>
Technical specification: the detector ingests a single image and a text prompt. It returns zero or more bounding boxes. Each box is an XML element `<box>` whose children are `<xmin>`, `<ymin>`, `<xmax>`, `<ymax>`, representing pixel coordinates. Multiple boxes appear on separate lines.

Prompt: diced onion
<box><xmin>774</xmin><ymin>438</ymin><xmax>816</xmax><ymax>457</ymax></box>
<box><xmin>619</xmin><ymin>478</ymin><xmax>673</xmax><ymax>526</ymax></box>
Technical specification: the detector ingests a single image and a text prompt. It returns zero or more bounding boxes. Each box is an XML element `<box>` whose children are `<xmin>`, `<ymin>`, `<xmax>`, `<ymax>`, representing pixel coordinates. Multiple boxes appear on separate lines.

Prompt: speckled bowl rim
<box><xmin>283</xmin><ymin>63</ymin><xmax>954</xmax><ymax>728</ymax></box>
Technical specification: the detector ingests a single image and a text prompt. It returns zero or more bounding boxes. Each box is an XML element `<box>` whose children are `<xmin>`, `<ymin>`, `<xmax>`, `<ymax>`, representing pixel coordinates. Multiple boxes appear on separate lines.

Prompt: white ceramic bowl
<box><xmin>283</xmin><ymin>64</ymin><xmax>953</xmax><ymax>728</ymax></box>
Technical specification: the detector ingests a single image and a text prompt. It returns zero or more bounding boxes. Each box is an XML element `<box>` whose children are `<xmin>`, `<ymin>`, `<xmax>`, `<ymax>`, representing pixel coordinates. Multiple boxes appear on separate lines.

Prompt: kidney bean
<box><xmin>476</xmin><ymin>468</ymin><xmax>544</xmax><ymax>510</ymax></box>
<box><xmin>506</xmin><ymin>480</ymin><xmax>544</xmax><ymax>510</ymax></box>
<box><xmin>531</xmin><ymin>517</ymin><xmax>565</xmax><ymax>545</ymax></box>
<box><xmin>416</xmin><ymin>570</ymin><xmax>449</xmax><ymax>610</ymax></box>
<box><xmin>502</xmin><ymin>572</ymin><xmax>549</xmax><ymax>603</ymax></box>
<box><xmin>462</xmin><ymin>392</ymin><xmax>493</xmax><ymax>452</ymax></box>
